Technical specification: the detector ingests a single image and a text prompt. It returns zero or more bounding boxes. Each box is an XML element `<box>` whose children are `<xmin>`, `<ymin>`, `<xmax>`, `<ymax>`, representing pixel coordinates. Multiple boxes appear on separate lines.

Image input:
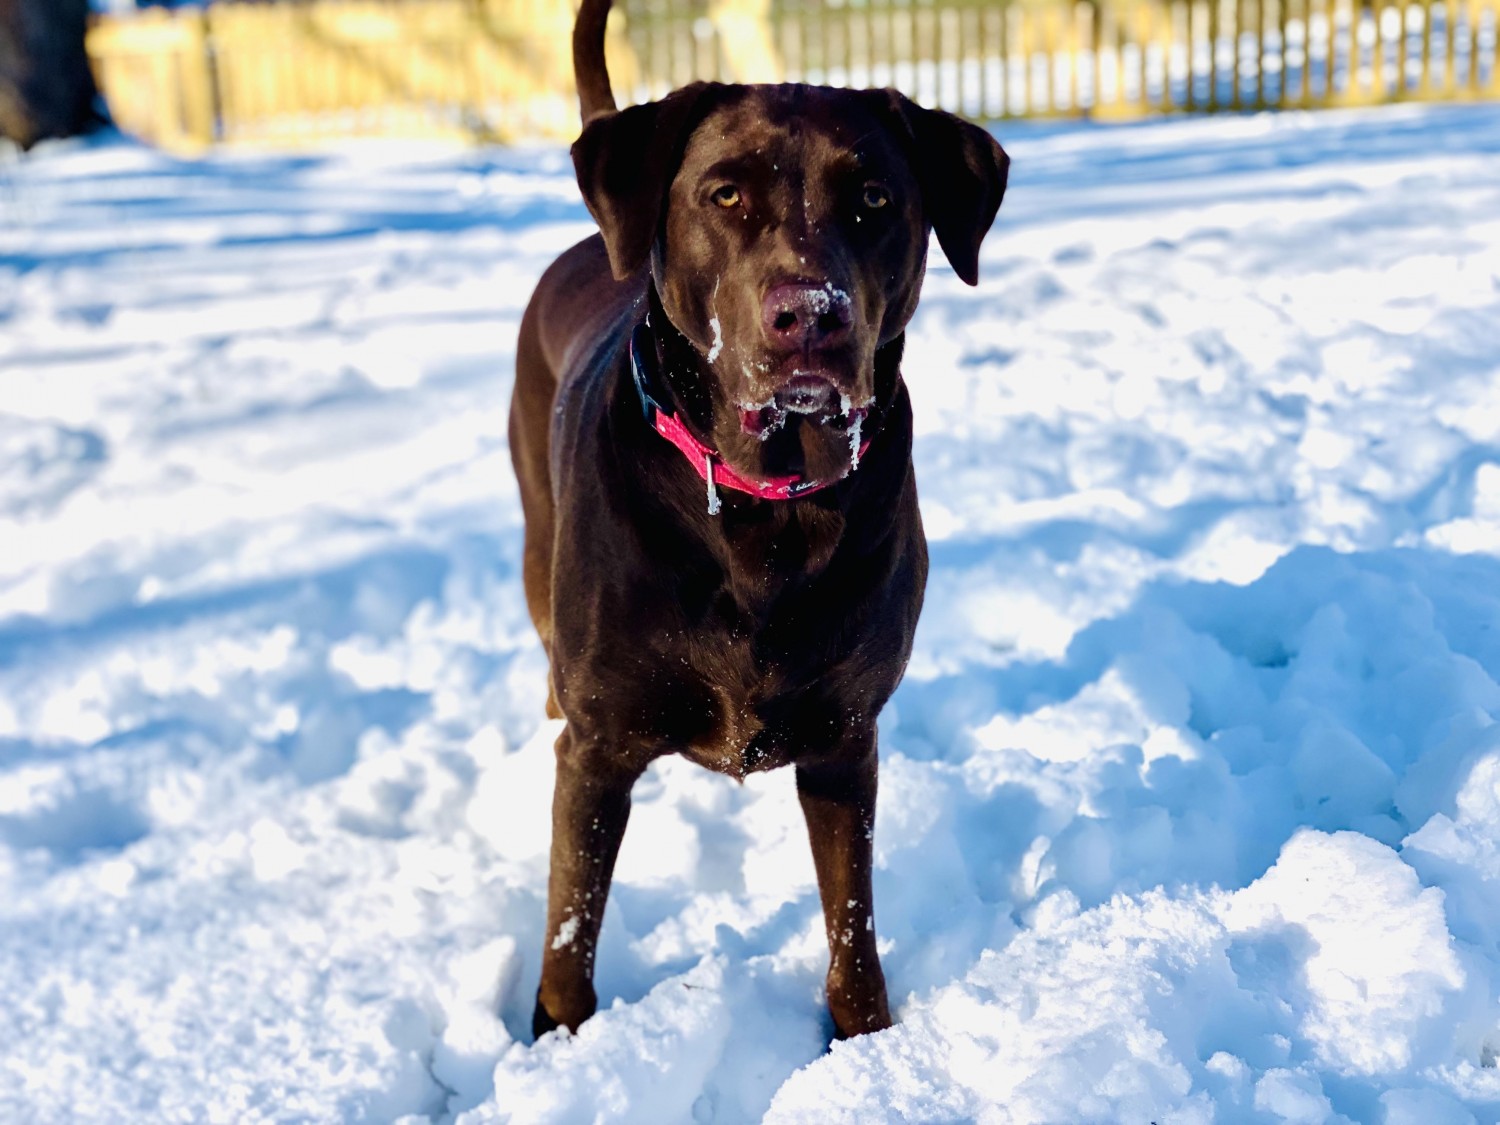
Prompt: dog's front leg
<box><xmin>796</xmin><ymin>749</ymin><xmax>892</xmax><ymax>1038</ymax></box>
<box><xmin>534</xmin><ymin>724</ymin><xmax>638</xmax><ymax>1038</ymax></box>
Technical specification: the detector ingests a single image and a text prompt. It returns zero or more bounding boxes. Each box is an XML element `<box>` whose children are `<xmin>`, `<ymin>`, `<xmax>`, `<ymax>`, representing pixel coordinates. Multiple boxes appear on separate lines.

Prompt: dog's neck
<box><xmin>642</xmin><ymin>285</ymin><xmax>719</xmax><ymax>438</ymax></box>
<box><xmin>617</xmin><ymin>286</ymin><xmax>912</xmax><ymax>608</ymax></box>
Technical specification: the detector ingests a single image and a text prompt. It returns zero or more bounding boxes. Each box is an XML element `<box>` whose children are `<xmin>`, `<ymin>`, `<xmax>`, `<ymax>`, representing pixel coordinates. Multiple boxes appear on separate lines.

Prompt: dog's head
<box><xmin>573</xmin><ymin>84</ymin><xmax>1008</xmax><ymax>483</ymax></box>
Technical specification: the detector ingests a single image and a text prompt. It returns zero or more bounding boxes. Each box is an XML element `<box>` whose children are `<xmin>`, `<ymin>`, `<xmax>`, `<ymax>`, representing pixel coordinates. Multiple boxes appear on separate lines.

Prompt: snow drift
<box><xmin>2</xmin><ymin>104</ymin><xmax>1500</xmax><ymax>1122</ymax></box>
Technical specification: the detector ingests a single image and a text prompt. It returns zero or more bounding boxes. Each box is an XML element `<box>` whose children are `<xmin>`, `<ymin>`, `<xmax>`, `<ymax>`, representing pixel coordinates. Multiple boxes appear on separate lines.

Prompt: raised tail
<box><xmin>573</xmin><ymin>0</ymin><xmax>618</xmax><ymax>124</ymax></box>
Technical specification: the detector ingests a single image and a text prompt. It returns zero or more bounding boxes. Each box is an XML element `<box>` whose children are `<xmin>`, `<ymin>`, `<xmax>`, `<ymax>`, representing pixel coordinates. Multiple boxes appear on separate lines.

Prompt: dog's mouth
<box><xmin>737</xmin><ymin>372</ymin><xmax>871</xmax><ymax>474</ymax></box>
<box><xmin>776</xmin><ymin>374</ymin><xmax>841</xmax><ymax>415</ymax></box>
<box><xmin>740</xmin><ymin>375</ymin><xmax>868</xmax><ymax>440</ymax></box>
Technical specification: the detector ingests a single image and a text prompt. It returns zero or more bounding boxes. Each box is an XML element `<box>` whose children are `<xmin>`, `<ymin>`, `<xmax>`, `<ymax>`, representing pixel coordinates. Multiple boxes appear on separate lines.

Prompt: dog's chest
<box><xmin>647</xmin><ymin>572</ymin><xmax>867</xmax><ymax>777</ymax></box>
<box><xmin>557</xmin><ymin>482</ymin><xmax>907</xmax><ymax>775</ymax></box>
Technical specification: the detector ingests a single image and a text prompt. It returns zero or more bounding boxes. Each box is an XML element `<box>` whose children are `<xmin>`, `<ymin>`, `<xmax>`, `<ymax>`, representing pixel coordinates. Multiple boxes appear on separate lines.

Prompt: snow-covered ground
<box><xmin>2</xmin><ymin>103</ymin><xmax>1500</xmax><ymax>1123</ymax></box>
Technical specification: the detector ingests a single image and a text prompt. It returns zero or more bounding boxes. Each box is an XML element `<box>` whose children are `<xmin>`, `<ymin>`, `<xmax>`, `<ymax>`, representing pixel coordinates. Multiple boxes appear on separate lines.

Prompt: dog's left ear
<box><xmin>572</xmin><ymin>83</ymin><xmax>720</xmax><ymax>281</ymax></box>
<box><xmin>874</xmin><ymin>92</ymin><xmax>1010</xmax><ymax>286</ymax></box>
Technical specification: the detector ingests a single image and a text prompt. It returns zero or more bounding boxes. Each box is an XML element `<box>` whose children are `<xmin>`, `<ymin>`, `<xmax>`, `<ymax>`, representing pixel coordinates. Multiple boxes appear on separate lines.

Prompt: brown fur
<box><xmin>512</xmin><ymin>6</ymin><xmax>1008</xmax><ymax>1040</ymax></box>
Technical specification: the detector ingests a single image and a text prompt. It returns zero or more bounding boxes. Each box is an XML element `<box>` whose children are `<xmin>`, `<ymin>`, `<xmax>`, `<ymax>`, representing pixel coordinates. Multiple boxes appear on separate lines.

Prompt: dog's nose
<box><xmin>762</xmin><ymin>283</ymin><xmax>852</xmax><ymax>348</ymax></box>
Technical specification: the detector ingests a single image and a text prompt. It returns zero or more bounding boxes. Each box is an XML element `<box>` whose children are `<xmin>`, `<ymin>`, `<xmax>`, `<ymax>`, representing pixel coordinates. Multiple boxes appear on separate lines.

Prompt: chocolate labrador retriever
<box><xmin>511</xmin><ymin>0</ymin><xmax>1008</xmax><ymax>1040</ymax></box>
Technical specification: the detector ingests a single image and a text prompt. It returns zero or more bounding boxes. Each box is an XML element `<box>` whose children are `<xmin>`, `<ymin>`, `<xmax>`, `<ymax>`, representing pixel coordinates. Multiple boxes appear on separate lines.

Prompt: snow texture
<box><xmin>707</xmin><ymin>317</ymin><xmax>724</xmax><ymax>365</ymax></box>
<box><xmin>2</xmin><ymin>104</ymin><xmax>1500</xmax><ymax>1123</ymax></box>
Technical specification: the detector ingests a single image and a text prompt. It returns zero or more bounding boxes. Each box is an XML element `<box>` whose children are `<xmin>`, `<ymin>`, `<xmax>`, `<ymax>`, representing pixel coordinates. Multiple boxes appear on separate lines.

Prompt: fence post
<box><xmin>1274</xmin><ymin>0</ymin><xmax>1287</xmax><ymax>104</ymax></box>
<box><xmin>1490</xmin><ymin>0</ymin><xmax>1500</xmax><ymax>95</ymax></box>
<box><xmin>1070</xmin><ymin>1</ymin><xmax>1086</xmax><ymax>110</ymax></box>
<box><xmin>1254</xmin><ymin>0</ymin><xmax>1267</xmax><ymax>107</ymax></box>
<box><xmin>1208</xmin><ymin>0</ymin><xmax>1221</xmax><ymax>107</ymax></box>
<box><xmin>1443</xmin><ymin>0</ymin><xmax>1456</xmax><ymax>89</ymax></box>
<box><xmin>1417</xmin><ymin>0</ymin><xmax>1430</xmax><ymax>91</ymax></box>
<box><xmin>710</xmin><ymin>0</ymin><xmax>782</xmax><ymax>82</ymax></box>
<box><xmin>1467</xmin><ymin>0</ymin><xmax>1482</xmax><ymax>90</ymax></box>
<box><xmin>1134</xmin><ymin>0</ymin><xmax>1146</xmax><ymax>106</ymax></box>
<box><xmin>180</xmin><ymin>8</ymin><xmax>216</xmax><ymax>148</ymax></box>
<box><xmin>1297</xmin><ymin>0</ymin><xmax>1311</xmax><ymax>104</ymax></box>
<box><xmin>1231</xmin><ymin>0</ymin><xmax>1242</xmax><ymax>106</ymax></box>
<box><xmin>1379</xmin><ymin>0</ymin><xmax>1393</xmax><ymax>95</ymax></box>
<box><xmin>1395</xmin><ymin>0</ymin><xmax>1407</xmax><ymax>93</ymax></box>
<box><xmin>1093</xmin><ymin>0</ymin><xmax>1112</xmax><ymax>109</ymax></box>
<box><xmin>1162</xmin><ymin>0</ymin><xmax>1178</xmax><ymax>110</ymax></box>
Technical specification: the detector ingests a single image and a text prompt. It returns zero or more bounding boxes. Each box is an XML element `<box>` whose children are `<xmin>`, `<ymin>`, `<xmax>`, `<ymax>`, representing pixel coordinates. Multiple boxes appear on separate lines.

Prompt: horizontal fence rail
<box><xmin>87</xmin><ymin>0</ymin><xmax>1500</xmax><ymax>150</ymax></box>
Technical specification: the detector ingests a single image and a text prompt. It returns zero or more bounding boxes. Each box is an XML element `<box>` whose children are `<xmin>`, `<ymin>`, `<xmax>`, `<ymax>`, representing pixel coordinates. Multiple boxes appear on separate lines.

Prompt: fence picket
<box><xmin>1135</xmin><ymin>0</ymin><xmax>1151</xmax><ymax>106</ymax></box>
<box><xmin>1468</xmin><ymin>0</ymin><xmax>1481</xmax><ymax>89</ymax></box>
<box><xmin>1261</xmin><ymin>0</ymin><xmax>1271</xmax><ymax>107</ymax></box>
<box><xmin>1209</xmin><ymin>0</ymin><xmax>1221</xmax><ymax>109</ymax></box>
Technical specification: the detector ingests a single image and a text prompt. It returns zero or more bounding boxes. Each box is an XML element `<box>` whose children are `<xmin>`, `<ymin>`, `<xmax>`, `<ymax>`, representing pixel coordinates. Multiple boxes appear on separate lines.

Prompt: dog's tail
<box><xmin>573</xmin><ymin>0</ymin><xmax>618</xmax><ymax>125</ymax></box>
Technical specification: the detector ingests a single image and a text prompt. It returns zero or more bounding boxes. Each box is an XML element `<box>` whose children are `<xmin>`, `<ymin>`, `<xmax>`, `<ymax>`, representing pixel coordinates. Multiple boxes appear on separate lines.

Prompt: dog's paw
<box><xmin>827</xmin><ymin>980</ymin><xmax>893</xmax><ymax>1041</ymax></box>
<box><xmin>829</xmin><ymin>1009</ymin><xmax>894</xmax><ymax>1041</ymax></box>
<box><xmin>531</xmin><ymin>994</ymin><xmax>561</xmax><ymax>1041</ymax></box>
<box><xmin>531</xmin><ymin>982</ymin><xmax>597</xmax><ymax>1041</ymax></box>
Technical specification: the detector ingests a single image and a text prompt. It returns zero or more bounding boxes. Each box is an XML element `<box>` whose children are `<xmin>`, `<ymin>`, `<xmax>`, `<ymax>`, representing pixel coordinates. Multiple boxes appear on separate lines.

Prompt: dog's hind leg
<box><xmin>510</xmin><ymin>298</ymin><xmax>561</xmax><ymax>717</ymax></box>
<box><xmin>797</xmin><ymin>747</ymin><xmax>893</xmax><ymax>1038</ymax></box>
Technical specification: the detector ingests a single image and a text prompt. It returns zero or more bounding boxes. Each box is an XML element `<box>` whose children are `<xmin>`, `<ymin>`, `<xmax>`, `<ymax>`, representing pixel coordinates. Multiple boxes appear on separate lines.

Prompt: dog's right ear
<box><xmin>571</xmin><ymin>83</ymin><xmax>717</xmax><ymax>281</ymax></box>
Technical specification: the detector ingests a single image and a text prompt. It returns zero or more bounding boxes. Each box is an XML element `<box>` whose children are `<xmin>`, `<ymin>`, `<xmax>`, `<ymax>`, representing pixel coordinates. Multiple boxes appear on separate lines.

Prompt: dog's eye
<box><xmin>710</xmin><ymin>185</ymin><xmax>741</xmax><ymax>209</ymax></box>
<box><xmin>861</xmin><ymin>184</ymin><xmax>891</xmax><ymax>210</ymax></box>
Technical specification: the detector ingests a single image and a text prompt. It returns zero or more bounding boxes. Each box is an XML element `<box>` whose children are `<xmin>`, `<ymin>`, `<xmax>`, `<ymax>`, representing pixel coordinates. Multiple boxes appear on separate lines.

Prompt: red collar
<box><xmin>629</xmin><ymin>323</ymin><xmax>870</xmax><ymax>515</ymax></box>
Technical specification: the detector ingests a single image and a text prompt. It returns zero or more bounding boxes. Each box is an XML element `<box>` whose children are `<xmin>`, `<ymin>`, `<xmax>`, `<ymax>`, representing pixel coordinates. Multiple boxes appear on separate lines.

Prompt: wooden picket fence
<box><xmin>88</xmin><ymin>0</ymin><xmax>592</xmax><ymax>148</ymax></box>
<box><xmin>87</xmin><ymin>0</ymin><xmax>1500</xmax><ymax>151</ymax></box>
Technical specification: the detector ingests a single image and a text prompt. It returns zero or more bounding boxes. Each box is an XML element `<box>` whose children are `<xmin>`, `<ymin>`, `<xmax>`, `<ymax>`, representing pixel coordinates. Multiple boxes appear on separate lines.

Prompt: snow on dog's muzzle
<box><xmin>775</xmin><ymin>375</ymin><xmax>841</xmax><ymax>415</ymax></box>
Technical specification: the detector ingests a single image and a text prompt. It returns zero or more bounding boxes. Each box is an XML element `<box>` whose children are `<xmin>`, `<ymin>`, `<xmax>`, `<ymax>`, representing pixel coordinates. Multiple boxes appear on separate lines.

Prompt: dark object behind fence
<box><xmin>1</xmin><ymin>0</ymin><xmax>106</xmax><ymax>149</ymax></box>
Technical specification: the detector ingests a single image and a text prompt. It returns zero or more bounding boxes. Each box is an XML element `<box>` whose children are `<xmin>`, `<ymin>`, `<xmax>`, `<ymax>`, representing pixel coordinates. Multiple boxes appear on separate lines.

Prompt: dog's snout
<box><xmin>762</xmin><ymin>283</ymin><xmax>853</xmax><ymax>348</ymax></box>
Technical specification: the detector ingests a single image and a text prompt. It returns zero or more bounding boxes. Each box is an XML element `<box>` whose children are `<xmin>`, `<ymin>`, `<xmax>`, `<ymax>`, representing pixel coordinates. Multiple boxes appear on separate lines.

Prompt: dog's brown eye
<box><xmin>711</xmin><ymin>185</ymin><xmax>741</xmax><ymax>209</ymax></box>
<box><xmin>861</xmin><ymin>184</ymin><xmax>890</xmax><ymax>210</ymax></box>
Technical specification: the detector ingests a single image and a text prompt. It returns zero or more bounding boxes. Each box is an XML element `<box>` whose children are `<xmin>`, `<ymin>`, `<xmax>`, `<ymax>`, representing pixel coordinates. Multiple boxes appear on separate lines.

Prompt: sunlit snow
<box><xmin>2</xmin><ymin>105</ymin><xmax>1499</xmax><ymax>1122</ymax></box>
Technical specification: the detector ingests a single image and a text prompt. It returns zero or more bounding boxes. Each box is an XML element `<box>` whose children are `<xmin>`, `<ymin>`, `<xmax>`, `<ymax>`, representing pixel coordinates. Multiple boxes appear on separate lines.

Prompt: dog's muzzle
<box><xmin>775</xmin><ymin>375</ymin><xmax>841</xmax><ymax>415</ymax></box>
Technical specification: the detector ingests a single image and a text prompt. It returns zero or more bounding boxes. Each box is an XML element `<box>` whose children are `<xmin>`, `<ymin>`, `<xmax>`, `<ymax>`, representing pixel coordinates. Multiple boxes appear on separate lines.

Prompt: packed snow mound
<box><xmin>3</xmin><ymin>105</ymin><xmax>1500</xmax><ymax>1122</ymax></box>
<box><xmin>769</xmin><ymin>830</ymin><xmax>1467</xmax><ymax>1124</ymax></box>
